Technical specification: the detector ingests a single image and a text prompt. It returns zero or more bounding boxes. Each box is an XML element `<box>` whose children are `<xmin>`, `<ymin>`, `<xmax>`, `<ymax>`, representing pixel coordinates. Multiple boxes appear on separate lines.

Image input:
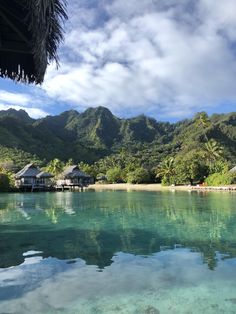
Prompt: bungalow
<box><xmin>57</xmin><ymin>165</ymin><xmax>93</xmax><ymax>189</ymax></box>
<box><xmin>15</xmin><ymin>164</ymin><xmax>53</xmax><ymax>191</ymax></box>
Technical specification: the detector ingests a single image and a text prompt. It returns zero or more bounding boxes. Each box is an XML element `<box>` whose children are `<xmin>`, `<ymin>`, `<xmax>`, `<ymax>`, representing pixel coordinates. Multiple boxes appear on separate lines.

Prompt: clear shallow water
<box><xmin>0</xmin><ymin>191</ymin><xmax>236</xmax><ymax>313</ymax></box>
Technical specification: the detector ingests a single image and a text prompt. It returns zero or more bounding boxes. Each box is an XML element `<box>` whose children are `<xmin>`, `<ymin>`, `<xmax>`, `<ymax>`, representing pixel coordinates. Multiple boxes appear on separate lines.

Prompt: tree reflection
<box><xmin>0</xmin><ymin>191</ymin><xmax>236</xmax><ymax>270</ymax></box>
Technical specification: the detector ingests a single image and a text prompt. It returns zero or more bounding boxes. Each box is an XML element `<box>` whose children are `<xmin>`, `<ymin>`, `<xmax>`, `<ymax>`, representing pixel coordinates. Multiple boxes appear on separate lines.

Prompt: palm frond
<box><xmin>23</xmin><ymin>0</ymin><xmax>68</xmax><ymax>82</ymax></box>
<box><xmin>0</xmin><ymin>0</ymin><xmax>67</xmax><ymax>84</ymax></box>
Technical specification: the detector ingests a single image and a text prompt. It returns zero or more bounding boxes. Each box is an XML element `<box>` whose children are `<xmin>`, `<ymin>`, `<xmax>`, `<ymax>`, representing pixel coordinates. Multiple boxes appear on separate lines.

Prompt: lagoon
<box><xmin>0</xmin><ymin>190</ymin><xmax>236</xmax><ymax>313</ymax></box>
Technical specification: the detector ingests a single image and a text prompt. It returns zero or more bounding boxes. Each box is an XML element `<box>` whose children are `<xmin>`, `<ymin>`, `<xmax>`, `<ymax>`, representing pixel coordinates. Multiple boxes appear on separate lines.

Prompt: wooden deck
<box><xmin>55</xmin><ymin>183</ymin><xmax>89</xmax><ymax>192</ymax></box>
<box><xmin>17</xmin><ymin>184</ymin><xmax>54</xmax><ymax>192</ymax></box>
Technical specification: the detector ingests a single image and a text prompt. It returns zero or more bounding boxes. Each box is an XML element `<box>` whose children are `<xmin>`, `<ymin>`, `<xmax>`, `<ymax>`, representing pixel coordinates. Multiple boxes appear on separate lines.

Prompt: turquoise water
<box><xmin>0</xmin><ymin>190</ymin><xmax>236</xmax><ymax>313</ymax></box>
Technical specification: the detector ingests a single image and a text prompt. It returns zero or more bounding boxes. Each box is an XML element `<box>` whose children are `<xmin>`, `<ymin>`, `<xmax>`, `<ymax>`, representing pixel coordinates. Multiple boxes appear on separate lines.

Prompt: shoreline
<box><xmin>87</xmin><ymin>183</ymin><xmax>236</xmax><ymax>192</ymax></box>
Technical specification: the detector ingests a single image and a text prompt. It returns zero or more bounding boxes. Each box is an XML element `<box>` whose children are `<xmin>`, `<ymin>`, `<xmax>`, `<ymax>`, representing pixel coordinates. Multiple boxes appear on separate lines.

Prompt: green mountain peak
<box><xmin>0</xmin><ymin>107</ymin><xmax>235</xmax><ymax>167</ymax></box>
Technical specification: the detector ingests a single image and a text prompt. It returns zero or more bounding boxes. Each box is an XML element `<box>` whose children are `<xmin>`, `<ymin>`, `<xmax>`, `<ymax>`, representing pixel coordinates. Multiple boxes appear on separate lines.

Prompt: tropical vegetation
<box><xmin>0</xmin><ymin>107</ymin><xmax>236</xmax><ymax>191</ymax></box>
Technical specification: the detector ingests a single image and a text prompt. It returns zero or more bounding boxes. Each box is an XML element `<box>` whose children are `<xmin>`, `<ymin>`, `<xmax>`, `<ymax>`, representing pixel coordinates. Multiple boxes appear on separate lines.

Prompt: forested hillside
<box><xmin>0</xmin><ymin>107</ymin><xmax>235</xmax><ymax>170</ymax></box>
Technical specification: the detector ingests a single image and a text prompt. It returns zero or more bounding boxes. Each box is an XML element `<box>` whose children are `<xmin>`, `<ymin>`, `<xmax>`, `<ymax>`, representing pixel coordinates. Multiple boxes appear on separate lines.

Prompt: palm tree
<box><xmin>45</xmin><ymin>158</ymin><xmax>64</xmax><ymax>176</ymax></box>
<box><xmin>195</xmin><ymin>112</ymin><xmax>211</xmax><ymax>142</ymax></box>
<box><xmin>204</xmin><ymin>139</ymin><xmax>224</xmax><ymax>172</ymax></box>
<box><xmin>156</xmin><ymin>157</ymin><xmax>175</xmax><ymax>185</ymax></box>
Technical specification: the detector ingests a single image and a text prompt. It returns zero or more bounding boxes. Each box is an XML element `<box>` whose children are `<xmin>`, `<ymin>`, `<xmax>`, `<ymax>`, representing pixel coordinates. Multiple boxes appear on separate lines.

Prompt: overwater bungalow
<box><xmin>0</xmin><ymin>0</ymin><xmax>67</xmax><ymax>84</ymax></box>
<box><xmin>15</xmin><ymin>164</ymin><xmax>53</xmax><ymax>191</ymax></box>
<box><xmin>57</xmin><ymin>165</ymin><xmax>93</xmax><ymax>190</ymax></box>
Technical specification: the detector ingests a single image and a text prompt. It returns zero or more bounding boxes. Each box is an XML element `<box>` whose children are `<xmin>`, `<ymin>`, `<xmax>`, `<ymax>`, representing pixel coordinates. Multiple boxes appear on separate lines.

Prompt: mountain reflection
<box><xmin>0</xmin><ymin>191</ymin><xmax>236</xmax><ymax>270</ymax></box>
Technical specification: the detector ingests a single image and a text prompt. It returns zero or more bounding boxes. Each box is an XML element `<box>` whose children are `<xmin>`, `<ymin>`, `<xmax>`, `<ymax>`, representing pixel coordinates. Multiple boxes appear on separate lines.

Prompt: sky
<box><xmin>1</xmin><ymin>0</ymin><xmax>236</xmax><ymax>121</ymax></box>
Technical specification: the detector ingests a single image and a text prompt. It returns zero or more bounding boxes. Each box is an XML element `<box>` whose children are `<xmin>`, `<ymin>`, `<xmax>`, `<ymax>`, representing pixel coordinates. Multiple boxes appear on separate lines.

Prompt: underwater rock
<box><xmin>225</xmin><ymin>298</ymin><xmax>236</xmax><ymax>304</ymax></box>
<box><xmin>144</xmin><ymin>306</ymin><xmax>160</xmax><ymax>314</ymax></box>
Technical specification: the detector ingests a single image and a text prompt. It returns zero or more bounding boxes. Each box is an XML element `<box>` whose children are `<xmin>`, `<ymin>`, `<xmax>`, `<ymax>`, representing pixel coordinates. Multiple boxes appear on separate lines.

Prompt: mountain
<box><xmin>0</xmin><ymin>109</ymin><xmax>34</xmax><ymax>123</ymax></box>
<box><xmin>0</xmin><ymin>107</ymin><xmax>235</xmax><ymax>168</ymax></box>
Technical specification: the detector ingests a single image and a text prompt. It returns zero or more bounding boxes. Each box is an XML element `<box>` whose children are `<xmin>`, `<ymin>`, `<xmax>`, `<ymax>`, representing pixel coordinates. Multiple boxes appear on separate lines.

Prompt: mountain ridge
<box><xmin>0</xmin><ymin>107</ymin><xmax>235</xmax><ymax>167</ymax></box>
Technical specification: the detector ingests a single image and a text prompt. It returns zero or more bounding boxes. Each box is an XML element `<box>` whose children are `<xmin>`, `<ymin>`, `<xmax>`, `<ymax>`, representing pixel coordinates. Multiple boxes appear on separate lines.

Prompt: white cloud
<box><xmin>0</xmin><ymin>90</ymin><xmax>32</xmax><ymax>106</ymax></box>
<box><xmin>0</xmin><ymin>90</ymin><xmax>50</xmax><ymax>118</ymax></box>
<box><xmin>0</xmin><ymin>249</ymin><xmax>235</xmax><ymax>313</ymax></box>
<box><xmin>42</xmin><ymin>0</ymin><xmax>236</xmax><ymax>119</ymax></box>
<box><xmin>0</xmin><ymin>103</ymin><xmax>49</xmax><ymax>119</ymax></box>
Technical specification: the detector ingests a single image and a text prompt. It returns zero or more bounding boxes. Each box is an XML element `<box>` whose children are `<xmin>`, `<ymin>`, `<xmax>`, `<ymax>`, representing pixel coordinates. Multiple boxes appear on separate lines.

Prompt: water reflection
<box><xmin>0</xmin><ymin>191</ymin><xmax>236</xmax><ymax>271</ymax></box>
<box><xmin>1</xmin><ymin>250</ymin><xmax>236</xmax><ymax>314</ymax></box>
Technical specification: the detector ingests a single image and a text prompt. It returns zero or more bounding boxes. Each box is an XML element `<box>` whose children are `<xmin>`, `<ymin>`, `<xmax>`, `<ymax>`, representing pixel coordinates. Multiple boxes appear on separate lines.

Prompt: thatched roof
<box><xmin>0</xmin><ymin>0</ymin><xmax>67</xmax><ymax>84</ymax></box>
<box><xmin>61</xmin><ymin>165</ymin><xmax>90</xmax><ymax>179</ymax></box>
<box><xmin>229</xmin><ymin>166</ymin><xmax>236</xmax><ymax>173</ymax></box>
<box><xmin>15</xmin><ymin>163</ymin><xmax>40</xmax><ymax>178</ymax></box>
<box><xmin>37</xmin><ymin>171</ymin><xmax>54</xmax><ymax>178</ymax></box>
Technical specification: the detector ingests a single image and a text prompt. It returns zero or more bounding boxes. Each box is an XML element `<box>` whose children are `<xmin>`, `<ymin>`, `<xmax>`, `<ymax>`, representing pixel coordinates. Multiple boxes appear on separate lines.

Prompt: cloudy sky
<box><xmin>1</xmin><ymin>0</ymin><xmax>236</xmax><ymax>120</ymax></box>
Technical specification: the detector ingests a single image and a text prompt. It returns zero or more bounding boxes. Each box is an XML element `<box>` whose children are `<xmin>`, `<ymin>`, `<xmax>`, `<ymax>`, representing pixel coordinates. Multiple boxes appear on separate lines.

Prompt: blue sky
<box><xmin>1</xmin><ymin>0</ymin><xmax>236</xmax><ymax>121</ymax></box>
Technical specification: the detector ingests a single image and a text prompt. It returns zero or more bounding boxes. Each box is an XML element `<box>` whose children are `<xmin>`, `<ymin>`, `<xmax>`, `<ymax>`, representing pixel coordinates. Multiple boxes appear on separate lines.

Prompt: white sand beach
<box><xmin>87</xmin><ymin>183</ymin><xmax>236</xmax><ymax>192</ymax></box>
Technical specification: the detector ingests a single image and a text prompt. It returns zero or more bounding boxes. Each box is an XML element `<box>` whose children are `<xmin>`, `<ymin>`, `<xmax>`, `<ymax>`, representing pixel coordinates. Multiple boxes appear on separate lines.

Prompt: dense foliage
<box><xmin>0</xmin><ymin>108</ymin><xmax>235</xmax><ymax>187</ymax></box>
<box><xmin>0</xmin><ymin>164</ymin><xmax>15</xmax><ymax>192</ymax></box>
<box><xmin>0</xmin><ymin>173</ymin><xmax>10</xmax><ymax>191</ymax></box>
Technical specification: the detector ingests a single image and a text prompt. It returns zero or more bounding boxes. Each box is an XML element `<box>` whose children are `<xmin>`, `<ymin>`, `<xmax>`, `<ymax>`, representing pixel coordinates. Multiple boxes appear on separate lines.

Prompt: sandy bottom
<box><xmin>1</xmin><ymin>249</ymin><xmax>236</xmax><ymax>314</ymax></box>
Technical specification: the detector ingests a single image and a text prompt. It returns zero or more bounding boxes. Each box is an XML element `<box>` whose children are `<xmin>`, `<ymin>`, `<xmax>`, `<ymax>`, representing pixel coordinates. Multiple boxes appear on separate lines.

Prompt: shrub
<box><xmin>106</xmin><ymin>167</ymin><xmax>123</xmax><ymax>183</ymax></box>
<box><xmin>161</xmin><ymin>176</ymin><xmax>175</xmax><ymax>186</ymax></box>
<box><xmin>127</xmin><ymin>167</ymin><xmax>150</xmax><ymax>184</ymax></box>
<box><xmin>205</xmin><ymin>172</ymin><xmax>235</xmax><ymax>186</ymax></box>
<box><xmin>96</xmin><ymin>173</ymin><xmax>107</xmax><ymax>183</ymax></box>
<box><xmin>0</xmin><ymin>173</ymin><xmax>10</xmax><ymax>192</ymax></box>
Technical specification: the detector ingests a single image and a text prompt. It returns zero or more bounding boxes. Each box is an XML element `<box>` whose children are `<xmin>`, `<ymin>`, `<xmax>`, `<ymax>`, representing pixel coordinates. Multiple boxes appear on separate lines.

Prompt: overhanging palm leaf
<box><xmin>0</xmin><ymin>0</ymin><xmax>67</xmax><ymax>83</ymax></box>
